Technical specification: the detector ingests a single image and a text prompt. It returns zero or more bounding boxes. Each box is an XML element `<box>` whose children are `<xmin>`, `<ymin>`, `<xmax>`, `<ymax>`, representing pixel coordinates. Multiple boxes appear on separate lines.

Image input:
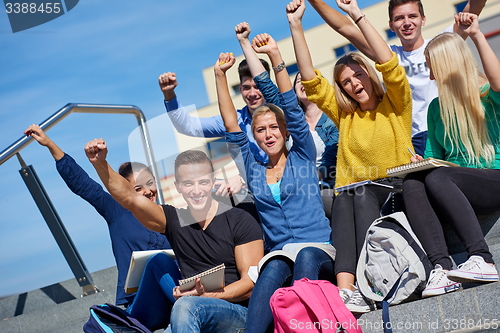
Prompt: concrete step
<box><xmin>0</xmin><ymin>265</ymin><xmax>166</xmax><ymax>333</ymax></box>
<box><xmin>357</xmin><ymin>281</ymin><xmax>500</xmax><ymax>333</ymax></box>
<box><xmin>0</xmin><ymin>267</ymin><xmax>117</xmax><ymax>333</ymax></box>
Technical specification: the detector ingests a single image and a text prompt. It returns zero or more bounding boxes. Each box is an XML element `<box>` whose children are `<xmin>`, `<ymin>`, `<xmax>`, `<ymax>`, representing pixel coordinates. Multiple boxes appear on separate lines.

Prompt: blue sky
<box><xmin>0</xmin><ymin>0</ymin><xmax>379</xmax><ymax>298</ymax></box>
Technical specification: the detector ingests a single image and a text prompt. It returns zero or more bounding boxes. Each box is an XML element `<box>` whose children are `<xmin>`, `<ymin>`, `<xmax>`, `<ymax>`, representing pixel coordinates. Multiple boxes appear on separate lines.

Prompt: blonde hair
<box><xmin>425</xmin><ymin>32</ymin><xmax>494</xmax><ymax>166</ymax></box>
<box><xmin>251</xmin><ymin>103</ymin><xmax>287</xmax><ymax>132</ymax></box>
<box><xmin>333</xmin><ymin>52</ymin><xmax>384</xmax><ymax>113</ymax></box>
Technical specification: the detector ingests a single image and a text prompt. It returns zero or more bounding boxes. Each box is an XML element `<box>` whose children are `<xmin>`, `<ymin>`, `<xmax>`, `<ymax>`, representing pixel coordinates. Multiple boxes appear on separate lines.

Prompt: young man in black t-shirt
<box><xmin>86</xmin><ymin>141</ymin><xmax>264</xmax><ymax>332</ymax></box>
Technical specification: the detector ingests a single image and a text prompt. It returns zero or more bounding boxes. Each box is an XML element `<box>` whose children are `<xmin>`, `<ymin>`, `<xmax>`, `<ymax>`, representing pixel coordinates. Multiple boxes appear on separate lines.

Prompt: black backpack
<box><xmin>83</xmin><ymin>303</ymin><xmax>152</xmax><ymax>333</ymax></box>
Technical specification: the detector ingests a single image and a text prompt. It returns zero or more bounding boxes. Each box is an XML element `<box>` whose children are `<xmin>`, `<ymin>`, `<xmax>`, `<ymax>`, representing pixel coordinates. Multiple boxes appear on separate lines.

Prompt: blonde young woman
<box><xmin>288</xmin><ymin>0</ymin><xmax>413</xmax><ymax>313</ymax></box>
<box><xmin>403</xmin><ymin>12</ymin><xmax>500</xmax><ymax>298</ymax></box>
<box><xmin>216</xmin><ymin>23</ymin><xmax>335</xmax><ymax>330</ymax></box>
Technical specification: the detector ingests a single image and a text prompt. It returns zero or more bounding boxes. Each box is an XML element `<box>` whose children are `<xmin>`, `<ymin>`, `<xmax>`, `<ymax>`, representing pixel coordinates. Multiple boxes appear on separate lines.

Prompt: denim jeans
<box><xmin>126</xmin><ymin>253</ymin><xmax>181</xmax><ymax>331</ymax></box>
<box><xmin>245</xmin><ymin>247</ymin><xmax>335</xmax><ymax>333</ymax></box>
<box><xmin>165</xmin><ymin>296</ymin><xmax>247</xmax><ymax>333</ymax></box>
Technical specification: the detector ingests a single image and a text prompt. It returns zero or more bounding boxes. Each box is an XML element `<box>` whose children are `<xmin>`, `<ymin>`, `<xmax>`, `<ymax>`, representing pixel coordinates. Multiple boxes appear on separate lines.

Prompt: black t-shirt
<box><xmin>162</xmin><ymin>202</ymin><xmax>263</xmax><ymax>286</ymax></box>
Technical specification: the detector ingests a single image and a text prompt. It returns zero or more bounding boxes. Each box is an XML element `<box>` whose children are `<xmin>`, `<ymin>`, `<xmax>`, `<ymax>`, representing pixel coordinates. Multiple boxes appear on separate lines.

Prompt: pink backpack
<box><xmin>270</xmin><ymin>278</ymin><xmax>363</xmax><ymax>333</ymax></box>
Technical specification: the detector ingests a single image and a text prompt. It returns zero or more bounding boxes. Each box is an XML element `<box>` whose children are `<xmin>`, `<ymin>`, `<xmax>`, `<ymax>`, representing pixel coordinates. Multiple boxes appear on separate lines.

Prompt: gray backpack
<box><xmin>356</xmin><ymin>212</ymin><xmax>433</xmax><ymax>305</ymax></box>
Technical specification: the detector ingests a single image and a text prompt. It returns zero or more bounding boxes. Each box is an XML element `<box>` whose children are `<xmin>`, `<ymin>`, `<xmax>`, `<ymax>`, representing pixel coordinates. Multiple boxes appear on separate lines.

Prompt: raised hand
<box><xmin>158</xmin><ymin>72</ymin><xmax>178</xmax><ymax>101</ymax></box>
<box><xmin>455</xmin><ymin>12</ymin><xmax>480</xmax><ymax>37</ymax></box>
<box><xmin>84</xmin><ymin>138</ymin><xmax>108</xmax><ymax>164</ymax></box>
<box><xmin>252</xmin><ymin>33</ymin><xmax>278</xmax><ymax>55</ymax></box>
<box><xmin>24</xmin><ymin>124</ymin><xmax>52</xmax><ymax>147</ymax></box>
<box><xmin>335</xmin><ymin>0</ymin><xmax>361</xmax><ymax>19</ymax></box>
<box><xmin>24</xmin><ymin>124</ymin><xmax>65</xmax><ymax>160</ymax></box>
<box><xmin>235</xmin><ymin>22</ymin><xmax>251</xmax><ymax>42</ymax></box>
<box><xmin>158</xmin><ymin>72</ymin><xmax>177</xmax><ymax>92</ymax></box>
<box><xmin>286</xmin><ymin>0</ymin><xmax>306</xmax><ymax>24</ymax></box>
<box><xmin>214</xmin><ymin>52</ymin><xmax>236</xmax><ymax>75</ymax></box>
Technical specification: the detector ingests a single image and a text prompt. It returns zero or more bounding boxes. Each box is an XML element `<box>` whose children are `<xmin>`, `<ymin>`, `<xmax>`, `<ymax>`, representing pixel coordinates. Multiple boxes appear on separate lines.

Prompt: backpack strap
<box><xmin>382</xmin><ymin>274</ymin><xmax>404</xmax><ymax>333</ymax></box>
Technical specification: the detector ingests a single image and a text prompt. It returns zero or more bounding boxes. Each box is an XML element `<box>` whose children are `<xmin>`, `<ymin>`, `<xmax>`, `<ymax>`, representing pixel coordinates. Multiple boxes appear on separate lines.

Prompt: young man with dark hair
<box><xmin>306</xmin><ymin>0</ymin><xmax>486</xmax><ymax>155</ymax></box>
<box><xmin>85</xmin><ymin>140</ymin><xmax>264</xmax><ymax>333</ymax></box>
<box><xmin>237</xmin><ymin>58</ymin><xmax>271</xmax><ymax>80</ymax></box>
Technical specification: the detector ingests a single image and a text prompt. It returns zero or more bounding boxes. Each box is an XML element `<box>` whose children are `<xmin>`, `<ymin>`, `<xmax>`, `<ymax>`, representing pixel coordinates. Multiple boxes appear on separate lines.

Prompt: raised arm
<box><xmin>84</xmin><ymin>139</ymin><xmax>166</xmax><ymax>233</ymax></box>
<box><xmin>159</xmin><ymin>72</ymin><xmax>226</xmax><ymax>138</ymax></box>
<box><xmin>453</xmin><ymin>0</ymin><xmax>487</xmax><ymax>38</ymax></box>
<box><xmin>24</xmin><ymin>124</ymin><xmax>64</xmax><ymax>160</ymax></box>
<box><xmin>214</xmin><ymin>53</ymin><xmax>241</xmax><ymax>133</ymax></box>
<box><xmin>287</xmin><ymin>0</ymin><xmax>317</xmax><ymax>82</ymax></box>
<box><xmin>456</xmin><ymin>12</ymin><xmax>500</xmax><ymax>91</ymax></box>
<box><xmin>463</xmin><ymin>0</ymin><xmax>487</xmax><ymax>16</ymax></box>
<box><xmin>336</xmin><ymin>0</ymin><xmax>392</xmax><ymax>64</ymax></box>
<box><xmin>235</xmin><ymin>23</ymin><xmax>267</xmax><ymax>79</ymax></box>
<box><xmin>234</xmin><ymin>23</ymin><xmax>283</xmax><ymax>102</ymax></box>
<box><xmin>307</xmin><ymin>0</ymin><xmax>375</xmax><ymax>61</ymax></box>
<box><xmin>252</xmin><ymin>33</ymin><xmax>292</xmax><ymax>93</ymax></box>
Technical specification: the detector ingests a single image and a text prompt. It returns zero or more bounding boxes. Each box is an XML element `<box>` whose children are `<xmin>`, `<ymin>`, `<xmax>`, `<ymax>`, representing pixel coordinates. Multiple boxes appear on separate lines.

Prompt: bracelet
<box><xmin>354</xmin><ymin>14</ymin><xmax>365</xmax><ymax>24</ymax></box>
<box><xmin>272</xmin><ymin>61</ymin><xmax>286</xmax><ymax>72</ymax></box>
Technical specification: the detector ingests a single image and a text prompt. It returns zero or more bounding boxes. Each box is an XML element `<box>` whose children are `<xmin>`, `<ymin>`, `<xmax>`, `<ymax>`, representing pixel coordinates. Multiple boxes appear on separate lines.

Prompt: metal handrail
<box><xmin>0</xmin><ymin>102</ymin><xmax>164</xmax><ymax>204</ymax></box>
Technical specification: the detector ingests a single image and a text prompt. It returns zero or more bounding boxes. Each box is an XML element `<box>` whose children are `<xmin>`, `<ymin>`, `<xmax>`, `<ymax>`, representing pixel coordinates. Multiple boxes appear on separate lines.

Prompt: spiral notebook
<box><xmin>179</xmin><ymin>263</ymin><xmax>225</xmax><ymax>292</ymax></box>
<box><xmin>386</xmin><ymin>158</ymin><xmax>458</xmax><ymax>178</ymax></box>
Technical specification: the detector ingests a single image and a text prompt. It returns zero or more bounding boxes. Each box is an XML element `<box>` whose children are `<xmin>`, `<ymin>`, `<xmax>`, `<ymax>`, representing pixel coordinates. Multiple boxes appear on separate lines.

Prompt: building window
<box><xmin>386</xmin><ymin>28</ymin><xmax>397</xmax><ymax>40</ymax></box>
<box><xmin>455</xmin><ymin>1</ymin><xmax>467</xmax><ymax>13</ymax></box>
<box><xmin>206</xmin><ymin>138</ymin><xmax>229</xmax><ymax>160</ymax></box>
<box><xmin>232</xmin><ymin>84</ymin><xmax>240</xmax><ymax>96</ymax></box>
<box><xmin>334</xmin><ymin>43</ymin><xmax>357</xmax><ymax>58</ymax></box>
<box><xmin>286</xmin><ymin>63</ymin><xmax>299</xmax><ymax>76</ymax></box>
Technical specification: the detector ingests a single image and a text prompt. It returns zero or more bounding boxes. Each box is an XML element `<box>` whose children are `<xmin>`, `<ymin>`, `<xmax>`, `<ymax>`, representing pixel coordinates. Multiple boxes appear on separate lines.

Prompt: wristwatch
<box><xmin>272</xmin><ymin>61</ymin><xmax>286</xmax><ymax>72</ymax></box>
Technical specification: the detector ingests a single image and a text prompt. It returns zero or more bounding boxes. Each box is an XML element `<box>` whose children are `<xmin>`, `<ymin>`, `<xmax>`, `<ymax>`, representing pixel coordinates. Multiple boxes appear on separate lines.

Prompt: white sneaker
<box><xmin>447</xmin><ymin>256</ymin><xmax>499</xmax><ymax>283</ymax></box>
<box><xmin>422</xmin><ymin>264</ymin><xmax>461</xmax><ymax>298</ymax></box>
<box><xmin>345</xmin><ymin>285</ymin><xmax>376</xmax><ymax>313</ymax></box>
<box><xmin>338</xmin><ymin>288</ymin><xmax>351</xmax><ymax>304</ymax></box>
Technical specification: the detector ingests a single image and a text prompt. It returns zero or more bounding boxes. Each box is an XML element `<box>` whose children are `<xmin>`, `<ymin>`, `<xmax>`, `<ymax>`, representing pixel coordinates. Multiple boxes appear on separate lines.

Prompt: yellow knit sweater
<box><xmin>302</xmin><ymin>53</ymin><xmax>413</xmax><ymax>188</ymax></box>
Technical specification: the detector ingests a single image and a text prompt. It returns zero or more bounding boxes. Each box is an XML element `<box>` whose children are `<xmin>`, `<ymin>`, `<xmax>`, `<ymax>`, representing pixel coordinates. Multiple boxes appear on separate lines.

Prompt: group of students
<box><xmin>25</xmin><ymin>0</ymin><xmax>500</xmax><ymax>332</ymax></box>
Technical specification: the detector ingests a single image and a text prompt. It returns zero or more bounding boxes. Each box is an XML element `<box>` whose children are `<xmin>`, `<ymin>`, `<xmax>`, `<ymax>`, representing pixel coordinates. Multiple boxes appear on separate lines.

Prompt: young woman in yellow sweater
<box><xmin>288</xmin><ymin>0</ymin><xmax>413</xmax><ymax>313</ymax></box>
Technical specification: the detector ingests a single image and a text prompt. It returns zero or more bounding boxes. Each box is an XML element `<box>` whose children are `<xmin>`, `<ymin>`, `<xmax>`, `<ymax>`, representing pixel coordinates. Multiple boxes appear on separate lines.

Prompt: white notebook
<box><xmin>124</xmin><ymin>249</ymin><xmax>176</xmax><ymax>294</ymax></box>
<box><xmin>178</xmin><ymin>263</ymin><xmax>225</xmax><ymax>292</ymax></box>
<box><xmin>386</xmin><ymin>158</ymin><xmax>458</xmax><ymax>178</ymax></box>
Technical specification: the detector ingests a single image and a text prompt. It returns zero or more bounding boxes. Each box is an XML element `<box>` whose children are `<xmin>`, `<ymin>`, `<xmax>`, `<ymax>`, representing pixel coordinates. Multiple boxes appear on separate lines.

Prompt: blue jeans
<box><xmin>165</xmin><ymin>296</ymin><xmax>247</xmax><ymax>333</ymax></box>
<box><xmin>244</xmin><ymin>247</ymin><xmax>335</xmax><ymax>333</ymax></box>
<box><xmin>126</xmin><ymin>253</ymin><xmax>181</xmax><ymax>331</ymax></box>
